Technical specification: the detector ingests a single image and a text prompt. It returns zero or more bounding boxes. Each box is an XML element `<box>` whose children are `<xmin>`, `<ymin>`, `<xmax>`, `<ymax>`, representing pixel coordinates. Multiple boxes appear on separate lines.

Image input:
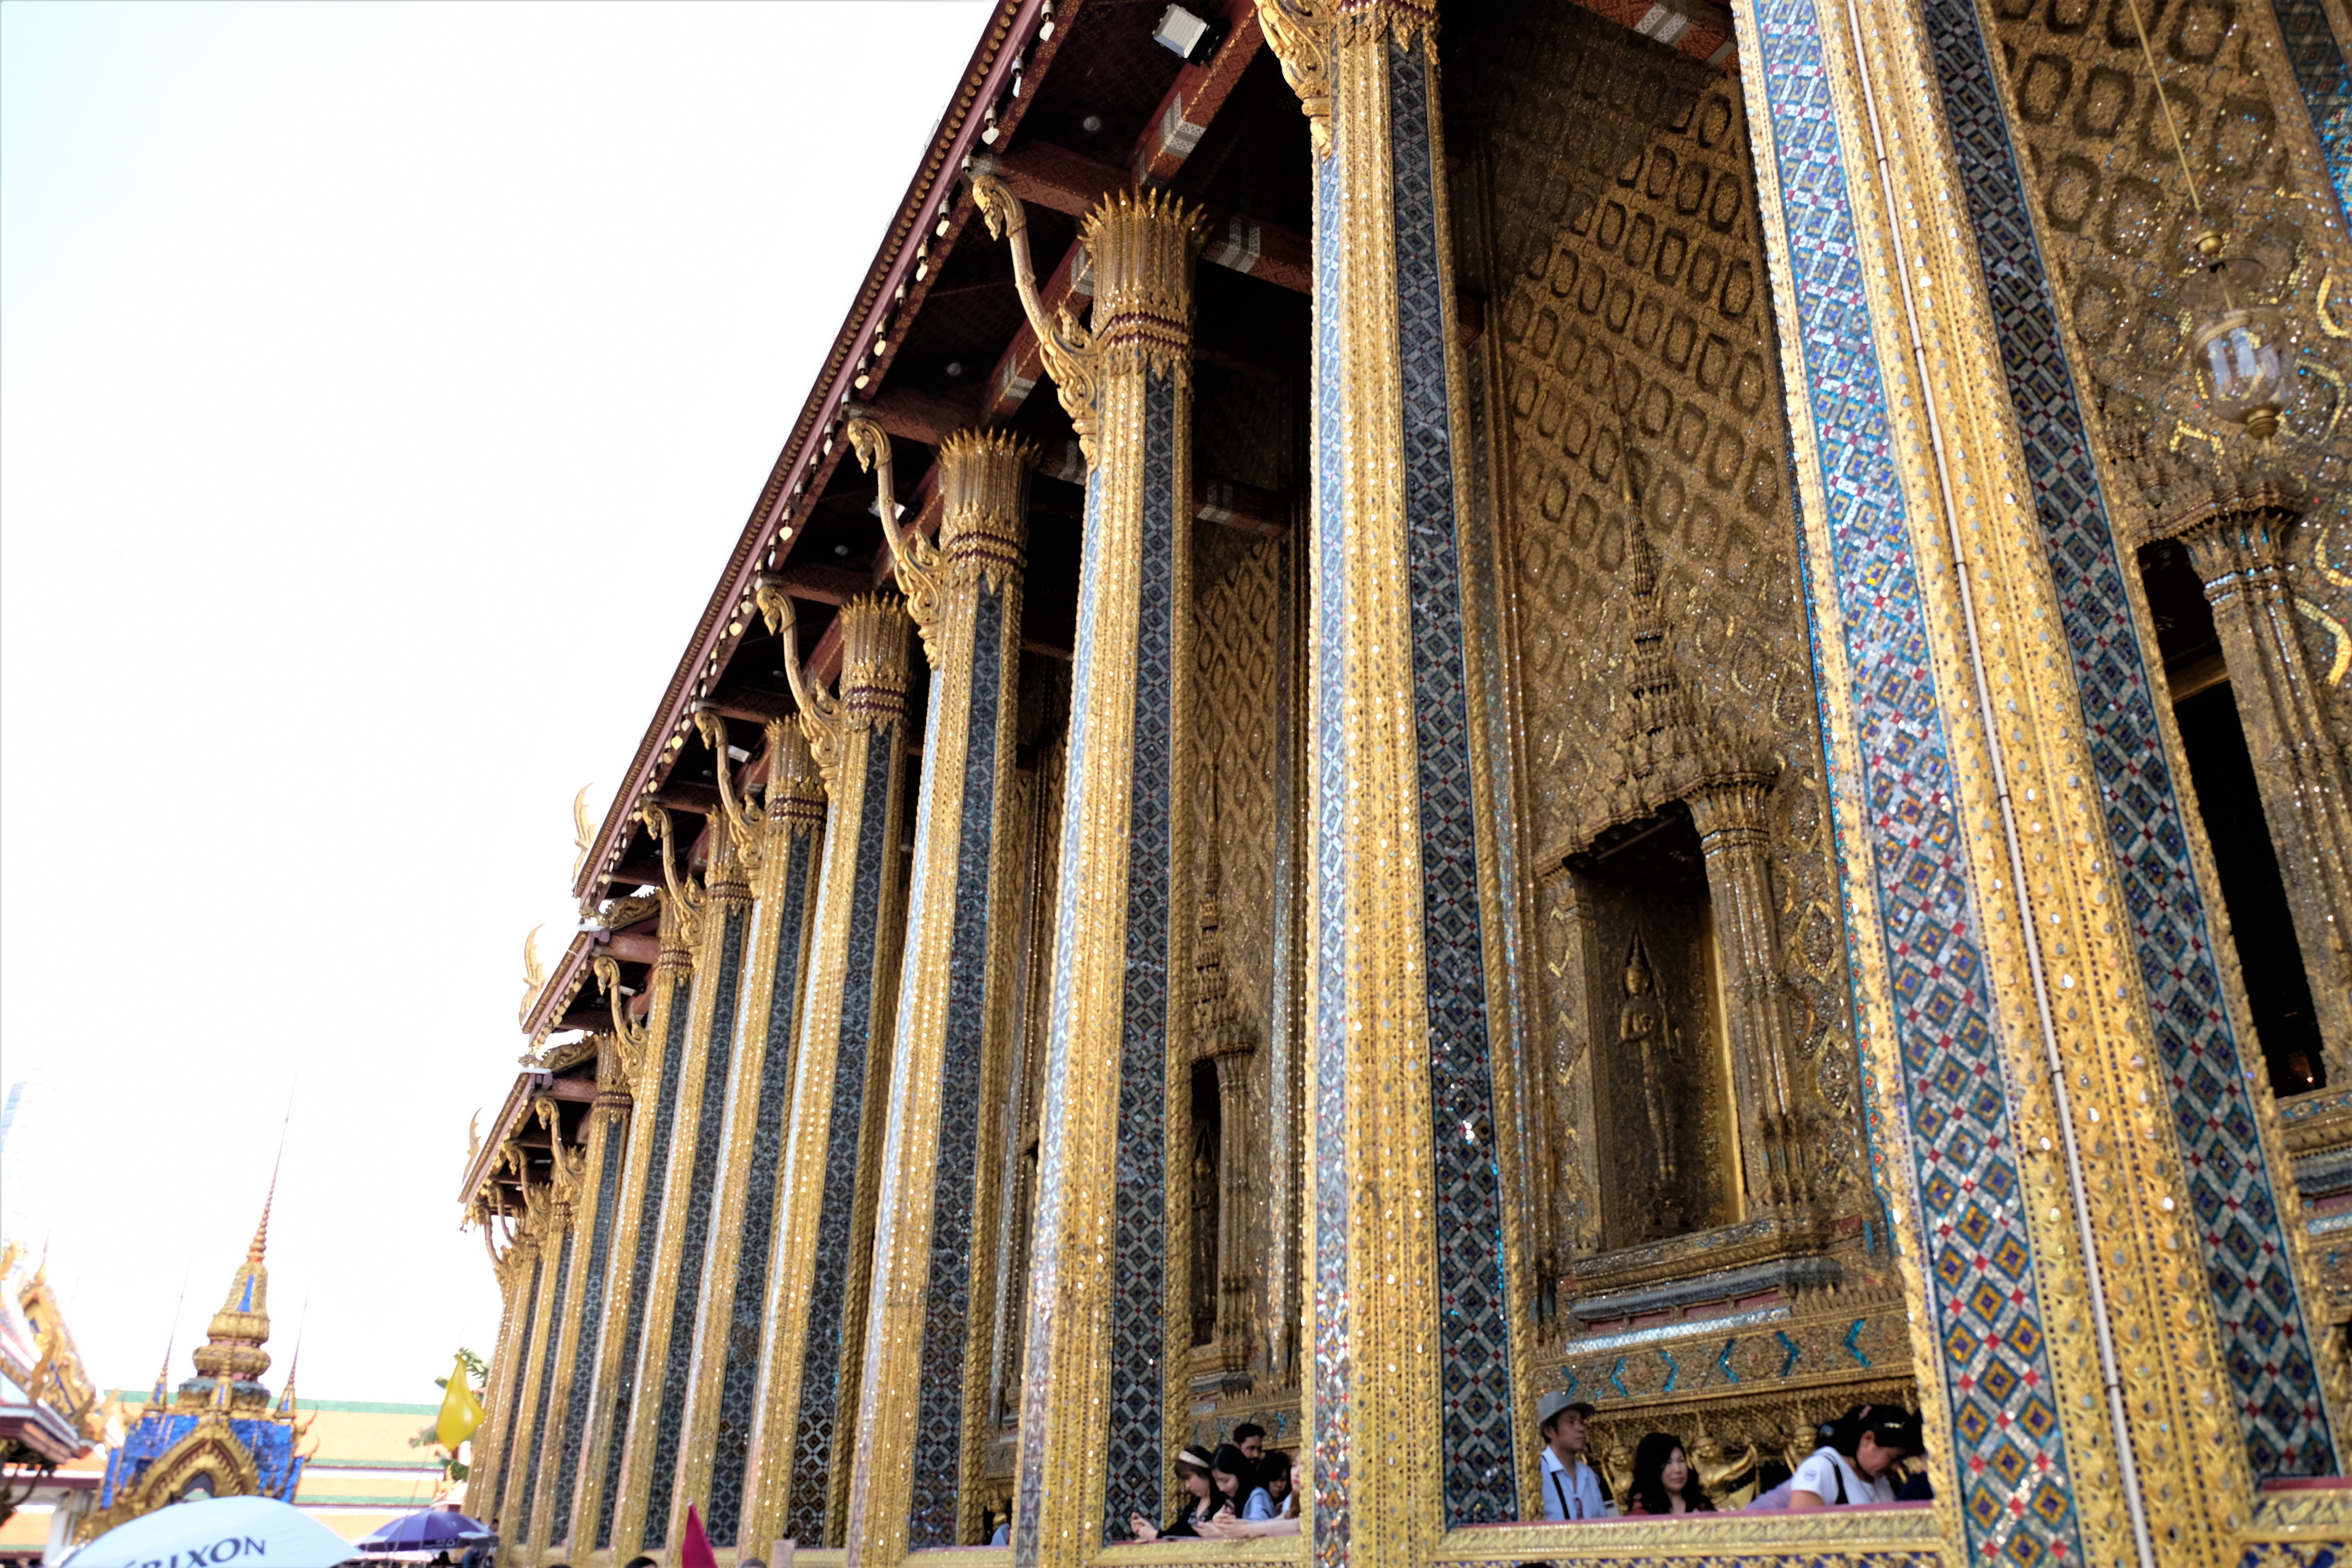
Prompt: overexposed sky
<box><xmin>1</xmin><ymin>0</ymin><xmax>986</xmax><ymax>1406</ymax></box>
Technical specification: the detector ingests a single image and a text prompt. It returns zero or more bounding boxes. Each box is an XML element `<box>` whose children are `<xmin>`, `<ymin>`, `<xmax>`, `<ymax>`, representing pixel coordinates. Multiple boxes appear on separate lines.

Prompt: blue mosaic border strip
<box><xmin>515</xmin><ymin>1223</ymin><xmax>577</xmax><ymax>1526</ymax></box>
<box><xmin>547</xmin><ymin>1107</ymin><xmax>626</xmax><ymax>1542</ymax></box>
<box><xmin>495</xmin><ymin>1254</ymin><xmax>545</xmax><ymax>1513</ymax></box>
<box><xmin>596</xmin><ymin>984</ymin><xmax>693</xmax><ymax>1549</ymax></box>
<box><xmin>908</xmin><ymin>584</ymin><xmax>1013</xmax><ymax>1547</ymax></box>
<box><xmin>787</xmin><ymin>735</ymin><xmax>902</xmax><ymax>1542</ymax></box>
<box><xmin>1924</xmin><ymin>0</ymin><xmax>2336</xmax><ymax>1477</ymax></box>
<box><xmin>1012</xmin><ymin>461</ymin><xmax>1111</xmax><ymax>1552</ymax></box>
<box><xmin>2275</xmin><ymin>0</ymin><xmax>2352</xmax><ymax>228</ymax></box>
<box><xmin>1749</xmin><ymin>2</ymin><xmax>2082</xmax><ymax>1558</ymax></box>
<box><xmin>1103</xmin><ymin>370</ymin><xmax>1180</xmax><ymax>1541</ymax></box>
<box><xmin>644</xmin><ymin>904</ymin><xmax>750</xmax><ymax>1543</ymax></box>
<box><xmin>1307</xmin><ymin>130</ymin><xmax>1352</xmax><ymax>1568</ymax></box>
<box><xmin>1389</xmin><ymin>36</ymin><xmax>1517</xmax><ymax>1528</ymax></box>
<box><xmin>709</xmin><ymin>833</ymin><xmax>822</xmax><ymax>1546</ymax></box>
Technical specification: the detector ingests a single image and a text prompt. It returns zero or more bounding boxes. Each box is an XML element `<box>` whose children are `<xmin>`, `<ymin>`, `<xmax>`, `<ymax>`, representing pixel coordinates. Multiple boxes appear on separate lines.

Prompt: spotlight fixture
<box><xmin>1152</xmin><ymin>4</ymin><xmax>1224</xmax><ymax>64</ymax></box>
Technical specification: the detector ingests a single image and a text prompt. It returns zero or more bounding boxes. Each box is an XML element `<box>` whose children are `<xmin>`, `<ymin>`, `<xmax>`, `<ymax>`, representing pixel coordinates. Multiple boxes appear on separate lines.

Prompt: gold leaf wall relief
<box><xmin>1460</xmin><ymin>5</ymin><xmax>1868</xmax><ymax>1212</ymax></box>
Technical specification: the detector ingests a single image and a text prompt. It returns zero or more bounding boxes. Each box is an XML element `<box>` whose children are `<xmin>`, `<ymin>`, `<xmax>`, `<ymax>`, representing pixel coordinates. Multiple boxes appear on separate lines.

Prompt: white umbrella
<box><xmin>70</xmin><ymin>1496</ymin><xmax>354</xmax><ymax>1568</ymax></box>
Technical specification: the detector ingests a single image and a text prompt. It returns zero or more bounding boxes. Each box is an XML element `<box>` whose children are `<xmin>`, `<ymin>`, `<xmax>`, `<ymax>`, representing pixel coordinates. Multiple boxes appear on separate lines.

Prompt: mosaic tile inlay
<box><xmin>708</xmin><ymin>835</ymin><xmax>821</xmax><ymax>1546</ymax></box>
<box><xmin>546</xmin><ymin>1107</ymin><xmax>626</xmax><ymax>1541</ymax></box>
<box><xmin>595</xmin><ymin>981</ymin><xmax>693</xmax><ymax>1549</ymax></box>
<box><xmin>497</xmin><ymin>1255</ymin><xmax>545</xmax><ymax>1497</ymax></box>
<box><xmin>1750</xmin><ymin>1</ymin><xmax>2082</xmax><ymax>1558</ymax></box>
<box><xmin>2275</xmin><ymin>0</ymin><xmax>2352</xmax><ymax>229</ymax></box>
<box><xmin>643</xmin><ymin>903</ymin><xmax>750</xmax><ymax>1543</ymax></box>
<box><xmin>907</xmin><ymin>583</ymin><xmax>1011</xmax><ymax>1548</ymax></box>
<box><xmin>1308</xmin><ymin>83</ymin><xmax>1351</xmax><ymax>1568</ymax></box>
<box><xmin>786</xmin><ymin>734</ymin><xmax>900</xmax><ymax>1542</ymax></box>
<box><xmin>1923</xmin><ymin>0</ymin><xmax>2336</xmax><ymax>1477</ymax></box>
<box><xmin>515</xmin><ymin>1222</ymin><xmax>576</xmax><ymax>1526</ymax></box>
<box><xmin>1388</xmin><ymin>36</ymin><xmax>1517</xmax><ymax>1529</ymax></box>
<box><xmin>1103</xmin><ymin>368</ymin><xmax>1180</xmax><ymax>1540</ymax></box>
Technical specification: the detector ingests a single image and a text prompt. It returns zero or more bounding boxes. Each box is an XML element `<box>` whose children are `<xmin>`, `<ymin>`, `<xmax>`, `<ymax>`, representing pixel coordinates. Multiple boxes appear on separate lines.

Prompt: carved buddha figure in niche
<box><xmin>1620</xmin><ymin>939</ymin><xmax>1681</xmax><ymax>1232</ymax></box>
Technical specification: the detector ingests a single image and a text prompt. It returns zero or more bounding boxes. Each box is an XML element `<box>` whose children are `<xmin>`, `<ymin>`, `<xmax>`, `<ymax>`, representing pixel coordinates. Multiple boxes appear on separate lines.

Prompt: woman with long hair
<box><xmin>1212</xmin><ymin>1443</ymin><xmax>1276</xmax><ymax>1521</ymax></box>
<box><xmin>1625</xmin><ymin>1432</ymin><xmax>1713</xmax><ymax>1515</ymax></box>
<box><xmin>1259</xmin><ymin>1449</ymin><xmax>1298</xmax><ymax>1519</ymax></box>
<box><xmin>1787</xmin><ymin>1405</ymin><xmax>1918</xmax><ymax>1509</ymax></box>
<box><xmin>1129</xmin><ymin>1445</ymin><xmax>1230</xmax><ymax>1540</ymax></box>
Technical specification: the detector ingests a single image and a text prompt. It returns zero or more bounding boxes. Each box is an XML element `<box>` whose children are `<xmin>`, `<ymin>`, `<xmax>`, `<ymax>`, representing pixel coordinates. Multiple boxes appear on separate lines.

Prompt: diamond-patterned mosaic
<box><xmin>1923</xmin><ymin>0</ymin><xmax>2336</xmax><ymax>1477</ymax></box>
<box><xmin>907</xmin><ymin>584</ymin><xmax>1011</xmax><ymax>1547</ymax></box>
<box><xmin>1102</xmin><ymin>370</ymin><xmax>1180</xmax><ymax>1539</ymax></box>
<box><xmin>1390</xmin><ymin>37</ymin><xmax>1518</xmax><ymax>1529</ymax></box>
<box><xmin>595</xmin><ymin>983</ymin><xmax>693</xmax><ymax>1549</ymax></box>
<box><xmin>2276</xmin><ymin>0</ymin><xmax>2352</xmax><ymax>228</ymax></box>
<box><xmin>514</xmin><ymin>1225</ymin><xmax>575</xmax><ymax>1528</ymax></box>
<box><xmin>493</xmin><ymin>1256</ymin><xmax>542</xmax><ymax>1518</ymax></box>
<box><xmin>1307</xmin><ymin>129</ymin><xmax>1354</xmax><ymax>1568</ymax></box>
<box><xmin>1751</xmin><ymin>2</ymin><xmax>2083</xmax><ymax>1559</ymax></box>
<box><xmin>544</xmin><ymin>1112</ymin><xmax>625</xmax><ymax>1542</ymax></box>
<box><xmin>708</xmin><ymin>835</ymin><xmax>819</xmax><ymax>1547</ymax></box>
<box><xmin>786</xmin><ymin>737</ymin><xmax>902</xmax><ymax>1542</ymax></box>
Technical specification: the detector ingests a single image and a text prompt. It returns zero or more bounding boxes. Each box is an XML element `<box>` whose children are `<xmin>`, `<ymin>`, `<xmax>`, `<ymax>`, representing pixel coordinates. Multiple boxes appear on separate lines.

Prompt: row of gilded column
<box><xmin>465</xmin><ymin>3</ymin><xmax>2352</xmax><ymax>1566</ymax></box>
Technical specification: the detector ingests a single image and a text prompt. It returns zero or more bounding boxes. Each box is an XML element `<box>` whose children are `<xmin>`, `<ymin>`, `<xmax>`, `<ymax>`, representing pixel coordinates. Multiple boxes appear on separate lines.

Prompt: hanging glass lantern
<box><xmin>2184</xmin><ymin>228</ymin><xmax>2288</xmax><ymax>439</ymax></box>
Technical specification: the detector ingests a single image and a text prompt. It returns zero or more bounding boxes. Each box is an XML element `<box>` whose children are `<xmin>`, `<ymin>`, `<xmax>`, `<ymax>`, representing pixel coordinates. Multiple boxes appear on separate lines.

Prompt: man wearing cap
<box><xmin>1535</xmin><ymin>1393</ymin><xmax>1612</xmax><ymax>1522</ymax></box>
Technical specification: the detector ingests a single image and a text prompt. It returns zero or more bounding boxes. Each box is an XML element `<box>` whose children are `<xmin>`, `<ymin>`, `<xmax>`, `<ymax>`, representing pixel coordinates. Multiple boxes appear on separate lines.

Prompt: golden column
<box><xmin>667</xmin><ymin>720</ymin><xmax>829</xmax><ymax>1552</ymax></box>
<box><xmin>1259</xmin><ymin>2</ymin><xmax>1534</xmax><ymax>1557</ymax></box>
<box><xmin>1714</xmin><ymin>0</ymin><xmax>2347</xmax><ymax>1561</ymax></box>
<box><xmin>490</xmin><ymin>1175</ymin><xmax>563</xmax><ymax>1568</ymax></box>
<box><xmin>607</xmin><ymin>802</ymin><xmax>758</xmax><ymax>1562</ymax></box>
<box><xmin>839</xmin><ymin>420</ymin><xmax>1033</xmax><ymax>1560</ymax></box>
<box><xmin>737</xmin><ymin>588</ymin><xmax>915</xmax><ymax>1553</ymax></box>
<box><xmin>969</xmin><ymin>172</ymin><xmax>1201</xmax><ymax>1563</ymax></box>
<box><xmin>500</xmin><ymin>1105</ymin><xmax>585</xmax><ymax>1557</ymax></box>
<box><xmin>472</xmin><ymin>1197</ymin><xmax>545</xmax><ymax>1537</ymax></box>
<box><xmin>523</xmin><ymin>1040</ymin><xmax>634</xmax><ymax>1563</ymax></box>
<box><xmin>561</xmin><ymin>888</ymin><xmax>695</xmax><ymax>1558</ymax></box>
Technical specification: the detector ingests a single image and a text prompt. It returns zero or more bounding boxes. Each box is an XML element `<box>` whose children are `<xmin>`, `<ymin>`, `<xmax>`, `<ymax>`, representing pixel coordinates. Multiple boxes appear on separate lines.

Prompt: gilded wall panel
<box><xmin>1461</xmin><ymin>5</ymin><xmax>1867</xmax><ymax>1239</ymax></box>
<box><xmin>1190</xmin><ymin>521</ymin><xmax>1281</xmax><ymax>1378</ymax></box>
<box><xmin>1987</xmin><ymin>0</ymin><xmax>2352</xmax><ymax>696</ymax></box>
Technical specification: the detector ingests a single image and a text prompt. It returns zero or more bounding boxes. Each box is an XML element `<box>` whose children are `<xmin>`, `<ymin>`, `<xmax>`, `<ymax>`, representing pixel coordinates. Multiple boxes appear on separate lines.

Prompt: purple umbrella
<box><xmin>356</xmin><ymin>1510</ymin><xmax>490</xmax><ymax>1555</ymax></box>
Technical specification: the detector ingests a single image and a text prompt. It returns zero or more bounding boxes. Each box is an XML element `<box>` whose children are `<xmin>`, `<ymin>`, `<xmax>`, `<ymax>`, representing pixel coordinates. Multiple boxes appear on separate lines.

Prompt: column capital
<box><xmin>837</xmin><ymin>591</ymin><xmax>913</xmax><ymax>729</ymax></box>
<box><xmin>1079</xmin><ymin>187</ymin><xmax>1206</xmax><ymax>381</ymax></box>
<box><xmin>938</xmin><ymin>429</ymin><xmax>1036</xmax><ymax>593</ymax></box>
<box><xmin>762</xmin><ymin>718</ymin><xmax>828</xmax><ymax>836</ymax></box>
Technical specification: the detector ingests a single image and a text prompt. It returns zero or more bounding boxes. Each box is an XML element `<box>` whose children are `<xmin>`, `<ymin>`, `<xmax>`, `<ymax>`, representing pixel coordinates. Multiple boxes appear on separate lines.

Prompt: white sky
<box><xmin>0</xmin><ymin>0</ymin><xmax>987</xmax><ymax>1406</ymax></box>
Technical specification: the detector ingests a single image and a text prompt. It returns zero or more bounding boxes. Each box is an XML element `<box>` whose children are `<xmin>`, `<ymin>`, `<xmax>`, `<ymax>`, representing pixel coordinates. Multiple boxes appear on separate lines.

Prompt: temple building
<box><xmin>460</xmin><ymin>1</ymin><xmax>2352</xmax><ymax>1564</ymax></box>
<box><xmin>81</xmin><ymin>1200</ymin><xmax>308</xmax><ymax>1539</ymax></box>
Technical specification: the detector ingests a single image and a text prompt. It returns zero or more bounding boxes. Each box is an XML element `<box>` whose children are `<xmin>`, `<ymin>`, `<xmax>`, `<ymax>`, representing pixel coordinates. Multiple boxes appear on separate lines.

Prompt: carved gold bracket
<box><xmin>971</xmin><ymin>170</ymin><xmax>1104</xmax><ymax>462</ymax></box>
<box><xmin>1256</xmin><ymin>0</ymin><xmax>1332</xmax><ymax>156</ymax></box>
<box><xmin>639</xmin><ymin>800</ymin><xmax>706</xmax><ymax>947</ymax></box>
<box><xmin>848</xmin><ymin>411</ymin><xmax>943</xmax><ymax>654</ymax></box>
<box><xmin>593</xmin><ymin>954</ymin><xmax>652</xmax><ymax>1085</ymax></box>
<box><xmin>754</xmin><ymin>573</ymin><xmax>848</xmax><ymax>784</ymax></box>
<box><xmin>695</xmin><ymin>706</ymin><xmax>766</xmax><ymax>870</ymax></box>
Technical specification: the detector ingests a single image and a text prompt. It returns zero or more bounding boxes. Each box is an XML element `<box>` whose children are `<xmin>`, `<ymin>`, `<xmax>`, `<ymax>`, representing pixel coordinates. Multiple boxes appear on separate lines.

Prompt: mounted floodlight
<box><xmin>1152</xmin><ymin>4</ymin><xmax>1223</xmax><ymax>64</ymax></box>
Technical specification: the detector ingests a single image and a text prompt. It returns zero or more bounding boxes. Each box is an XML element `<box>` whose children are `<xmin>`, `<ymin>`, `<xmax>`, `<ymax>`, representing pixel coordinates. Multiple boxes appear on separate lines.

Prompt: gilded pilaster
<box><xmin>2162</xmin><ymin>496</ymin><xmax>2352</xmax><ymax>1071</ymax></box>
<box><xmin>491</xmin><ymin>1192</ymin><xmax>555</xmax><ymax>1568</ymax></box>
<box><xmin>608</xmin><ymin>804</ymin><xmax>755</xmax><ymax>1561</ymax></box>
<box><xmin>668</xmin><ymin>722</ymin><xmax>828</xmax><ymax>1550</ymax></box>
<box><xmin>1263</xmin><ymin>1</ymin><xmax>1532</xmax><ymax>1558</ymax></box>
<box><xmin>970</xmin><ymin>174</ymin><xmax>1201</xmax><ymax>1563</ymax></box>
<box><xmin>524</xmin><ymin>1044</ymin><xmax>632</xmax><ymax>1561</ymax></box>
<box><xmin>841</xmin><ymin>425</ymin><xmax>1033</xmax><ymax>1561</ymax></box>
<box><xmin>475</xmin><ymin>1217</ymin><xmax>543</xmax><ymax>1538</ymax></box>
<box><xmin>563</xmin><ymin>891</ymin><xmax>695</xmax><ymax>1556</ymax></box>
<box><xmin>505</xmin><ymin>1109</ymin><xmax>584</xmax><ymax>1555</ymax></box>
<box><xmin>738</xmin><ymin>589</ymin><xmax>914</xmax><ymax>1553</ymax></box>
<box><xmin>1733</xmin><ymin>0</ymin><xmax>2345</xmax><ymax>1559</ymax></box>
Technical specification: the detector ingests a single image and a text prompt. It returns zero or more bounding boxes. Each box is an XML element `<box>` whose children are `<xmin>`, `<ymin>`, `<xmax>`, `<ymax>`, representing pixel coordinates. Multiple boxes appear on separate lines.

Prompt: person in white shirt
<box><xmin>1534</xmin><ymin>1392</ymin><xmax>1613</xmax><ymax>1521</ymax></box>
<box><xmin>1788</xmin><ymin>1405</ymin><xmax>1918</xmax><ymax>1509</ymax></box>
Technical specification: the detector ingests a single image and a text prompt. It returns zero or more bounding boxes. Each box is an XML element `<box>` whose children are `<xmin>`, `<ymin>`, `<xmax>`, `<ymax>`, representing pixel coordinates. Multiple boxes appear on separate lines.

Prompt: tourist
<box><xmin>1212</xmin><ymin>1441</ymin><xmax>1276</xmax><ymax>1520</ymax></box>
<box><xmin>1232</xmin><ymin>1422</ymin><xmax>1266</xmax><ymax>1477</ymax></box>
<box><xmin>1129</xmin><ymin>1444</ymin><xmax>1229</xmax><ymax>1540</ymax></box>
<box><xmin>1534</xmin><ymin>1393</ymin><xmax>1612</xmax><ymax>1520</ymax></box>
<box><xmin>1259</xmin><ymin>1449</ymin><xmax>1297</xmax><ymax>1519</ymax></box>
<box><xmin>1786</xmin><ymin>1405</ymin><xmax>1918</xmax><ymax>1508</ymax></box>
<box><xmin>1625</xmin><ymin>1432</ymin><xmax>1712</xmax><ymax>1515</ymax></box>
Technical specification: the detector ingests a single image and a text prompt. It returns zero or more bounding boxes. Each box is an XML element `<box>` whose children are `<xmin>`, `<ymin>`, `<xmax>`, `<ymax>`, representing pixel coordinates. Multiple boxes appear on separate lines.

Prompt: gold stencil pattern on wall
<box><xmin>1474</xmin><ymin>7</ymin><xmax>1865</xmax><ymax>1204</ymax></box>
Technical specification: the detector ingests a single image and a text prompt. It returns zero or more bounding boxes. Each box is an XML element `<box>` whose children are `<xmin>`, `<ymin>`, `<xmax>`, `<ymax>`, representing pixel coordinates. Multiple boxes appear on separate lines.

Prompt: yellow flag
<box><xmin>435</xmin><ymin>1356</ymin><xmax>485</xmax><ymax>1451</ymax></box>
